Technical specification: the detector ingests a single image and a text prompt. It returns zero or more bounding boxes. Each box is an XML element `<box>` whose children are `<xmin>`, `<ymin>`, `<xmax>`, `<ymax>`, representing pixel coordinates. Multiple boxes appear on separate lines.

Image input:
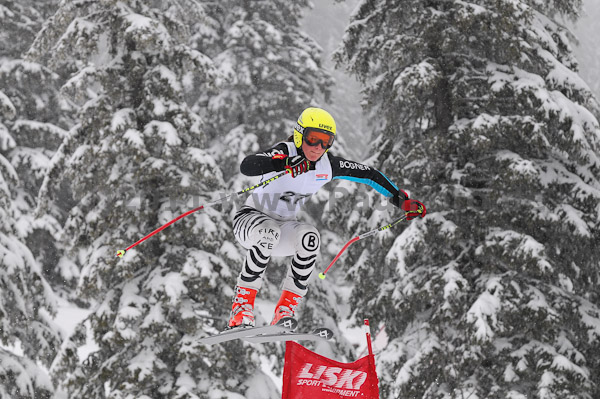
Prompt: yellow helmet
<box><xmin>293</xmin><ymin>107</ymin><xmax>336</xmax><ymax>149</ymax></box>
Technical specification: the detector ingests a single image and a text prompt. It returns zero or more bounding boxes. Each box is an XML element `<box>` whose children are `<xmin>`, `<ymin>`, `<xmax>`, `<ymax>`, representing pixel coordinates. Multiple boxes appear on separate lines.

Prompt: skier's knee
<box><xmin>252</xmin><ymin>219</ymin><xmax>281</xmax><ymax>251</ymax></box>
<box><xmin>295</xmin><ymin>225</ymin><xmax>320</xmax><ymax>255</ymax></box>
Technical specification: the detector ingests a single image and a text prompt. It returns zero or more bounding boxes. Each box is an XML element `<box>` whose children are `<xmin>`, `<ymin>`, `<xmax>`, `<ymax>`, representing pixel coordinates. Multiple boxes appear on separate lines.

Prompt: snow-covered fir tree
<box><xmin>0</xmin><ymin>0</ymin><xmax>57</xmax><ymax>57</ymax></box>
<box><xmin>0</xmin><ymin>0</ymin><xmax>71</xmax><ymax>288</ymax></box>
<box><xmin>193</xmin><ymin>0</ymin><xmax>334</xmax><ymax>166</ymax></box>
<box><xmin>0</xmin><ymin>2</ymin><xmax>65</xmax><ymax>398</ymax></box>
<box><xmin>27</xmin><ymin>0</ymin><xmax>288</xmax><ymax>397</ymax></box>
<box><xmin>336</xmin><ymin>0</ymin><xmax>600</xmax><ymax>397</ymax></box>
<box><xmin>0</xmin><ymin>91</ymin><xmax>63</xmax><ymax>399</ymax></box>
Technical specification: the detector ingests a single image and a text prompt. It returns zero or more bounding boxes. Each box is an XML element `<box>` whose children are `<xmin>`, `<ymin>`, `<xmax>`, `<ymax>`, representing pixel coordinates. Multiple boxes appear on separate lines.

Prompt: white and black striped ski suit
<box><xmin>233</xmin><ymin>141</ymin><xmax>406</xmax><ymax>296</ymax></box>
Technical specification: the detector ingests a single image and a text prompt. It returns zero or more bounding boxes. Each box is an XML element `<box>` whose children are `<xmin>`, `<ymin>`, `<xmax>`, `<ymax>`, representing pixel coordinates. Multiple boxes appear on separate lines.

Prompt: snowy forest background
<box><xmin>1</xmin><ymin>0</ymin><xmax>600</xmax><ymax>398</ymax></box>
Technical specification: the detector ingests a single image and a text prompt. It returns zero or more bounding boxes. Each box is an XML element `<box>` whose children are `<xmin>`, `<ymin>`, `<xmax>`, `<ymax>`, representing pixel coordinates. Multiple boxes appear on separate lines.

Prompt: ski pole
<box><xmin>318</xmin><ymin>214</ymin><xmax>408</xmax><ymax>280</ymax></box>
<box><xmin>116</xmin><ymin>170</ymin><xmax>289</xmax><ymax>258</ymax></box>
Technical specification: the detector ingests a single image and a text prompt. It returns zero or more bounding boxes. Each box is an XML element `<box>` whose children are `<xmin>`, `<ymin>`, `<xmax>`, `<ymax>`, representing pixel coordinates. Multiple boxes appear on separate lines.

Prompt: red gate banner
<box><xmin>282</xmin><ymin>341</ymin><xmax>379</xmax><ymax>398</ymax></box>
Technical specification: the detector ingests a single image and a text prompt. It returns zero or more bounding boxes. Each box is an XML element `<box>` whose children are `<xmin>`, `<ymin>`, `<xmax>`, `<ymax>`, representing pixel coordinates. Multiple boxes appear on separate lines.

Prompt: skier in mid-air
<box><xmin>228</xmin><ymin>107</ymin><xmax>426</xmax><ymax>329</ymax></box>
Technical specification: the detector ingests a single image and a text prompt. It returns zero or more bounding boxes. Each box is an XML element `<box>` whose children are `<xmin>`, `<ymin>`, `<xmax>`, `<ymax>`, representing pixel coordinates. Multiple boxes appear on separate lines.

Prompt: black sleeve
<box><xmin>240</xmin><ymin>142</ymin><xmax>290</xmax><ymax>176</ymax></box>
<box><xmin>328</xmin><ymin>153</ymin><xmax>408</xmax><ymax>200</ymax></box>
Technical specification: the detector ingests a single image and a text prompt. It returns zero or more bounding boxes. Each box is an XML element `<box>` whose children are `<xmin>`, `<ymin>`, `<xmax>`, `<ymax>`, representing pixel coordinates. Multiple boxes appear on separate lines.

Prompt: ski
<box><xmin>197</xmin><ymin>317</ymin><xmax>298</xmax><ymax>345</ymax></box>
<box><xmin>243</xmin><ymin>327</ymin><xmax>334</xmax><ymax>344</ymax></box>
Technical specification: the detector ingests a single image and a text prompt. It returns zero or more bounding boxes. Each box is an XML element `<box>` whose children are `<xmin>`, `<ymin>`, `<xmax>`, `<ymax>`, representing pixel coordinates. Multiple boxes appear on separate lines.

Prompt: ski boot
<box><xmin>271</xmin><ymin>290</ymin><xmax>303</xmax><ymax>325</ymax></box>
<box><xmin>228</xmin><ymin>286</ymin><xmax>258</xmax><ymax>329</ymax></box>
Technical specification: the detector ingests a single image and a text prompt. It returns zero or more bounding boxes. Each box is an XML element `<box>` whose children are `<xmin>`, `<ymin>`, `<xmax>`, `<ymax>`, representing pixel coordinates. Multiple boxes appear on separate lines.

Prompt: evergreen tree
<box><xmin>0</xmin><ymin>92</ymin><xmax>62</xmax><ymax>399</ymax></box>
<box><xmin>336</xmin><ymin>0</ymin><xmax>600</xmax><ymax>397</ymax></box>
<box><xmin>0</xmin><ymin>2</ymin><xmax>64</xmax><ymax>397</ymax></box>
<box><xmin>0</xmin><ymin>0</ymin><xmax>57</xmax><ymax>57</ymax></box>
<box><xmin>193</xmin><ymin>0</ymin><xmax>334</xmax><ymax>167</ymax></box>
<box><xmin>28</xmin><ymin>0</ymin><xmax>283</xmax><ymax>397</ymax></box>
<box><xmin>0</xmin><ymin>0</ymin><xmax>70</xmax><ymax>288</ymax></box>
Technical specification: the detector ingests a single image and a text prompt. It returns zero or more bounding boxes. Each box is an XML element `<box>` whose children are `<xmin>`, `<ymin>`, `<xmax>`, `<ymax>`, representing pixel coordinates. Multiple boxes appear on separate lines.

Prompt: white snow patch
<box><xmin>127</xmin><ymin>348</ymin><xmax>158</xmax><ymax>381</ymax></box>
<box><xmin>466</xmin><ymin>277</ymin><xmax>503</xmax><ymax>340</ymax></box>
<box><xmin>148</xmin><ymin>272</ymin><xmax>188</xmax><ymax>305</ymax></box>
<box><xmin>123</xmin><ymin>129</ymin><xmax>144</xmax><ymax>149</ymax></box>
<box><xmin>442</xmin><ymin>267</ymin><xmax>467</xmax><ymax>301</ymax></box>
<box><xmin>144</xmin><ymin>120</ymin><xmax>181</xmax><ymax>146</ymax></box>
<box><xmin>578</xmin><ymin>299</ymin><xmax>600</xmax><ymax>342</ymax></box>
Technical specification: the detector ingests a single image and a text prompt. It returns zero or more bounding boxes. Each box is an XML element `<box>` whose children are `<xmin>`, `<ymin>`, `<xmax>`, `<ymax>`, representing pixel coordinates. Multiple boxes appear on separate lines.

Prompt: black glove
<box><xmin>272</xmin><ymin>154</ymin><xmax>310</xmax><ymax>178</ymax></box>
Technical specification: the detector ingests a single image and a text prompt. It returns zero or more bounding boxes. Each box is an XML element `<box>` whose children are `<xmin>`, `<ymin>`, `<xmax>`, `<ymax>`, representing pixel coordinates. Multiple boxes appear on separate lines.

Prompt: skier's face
<box><xmin>301</xmin><ymin>129</ymin><xmax>334</xmax><ymax>161</ymax></box>
<box><xmin>302</xmin><ymin>140</ymin><xmax>327</xmax><ymax>161</ymax></box>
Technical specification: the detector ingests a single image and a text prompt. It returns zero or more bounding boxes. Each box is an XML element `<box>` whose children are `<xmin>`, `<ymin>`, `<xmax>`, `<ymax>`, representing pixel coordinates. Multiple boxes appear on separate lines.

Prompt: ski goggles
<box><xmin>303</xmin><ymin>128</ymin><xmax>335</xmax><ymax>150</ymax></box>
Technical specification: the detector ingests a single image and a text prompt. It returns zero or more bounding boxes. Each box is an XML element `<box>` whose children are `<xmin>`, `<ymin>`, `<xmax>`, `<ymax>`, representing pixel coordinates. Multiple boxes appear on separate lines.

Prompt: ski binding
<box><xmin>243</xmin><ymin>327</ymin><xmax>334</xmax><ymax>344</ymax></box>
<box><xmin>197</xmin><ymin>317</ymin><xmax>298</xmax><ymax>345</ymax></box>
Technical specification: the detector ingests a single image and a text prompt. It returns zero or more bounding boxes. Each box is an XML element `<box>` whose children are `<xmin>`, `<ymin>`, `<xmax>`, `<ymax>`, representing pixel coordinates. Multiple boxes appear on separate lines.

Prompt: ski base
<box><xmin>198</xmin><ymin>317</ymin><xmax>298</xmax><ymax>345</ymax></box>
<box><xmin>243</xmin><ymin>327</ymin><xmax>334</xmax><ymax>344</ymax></box>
